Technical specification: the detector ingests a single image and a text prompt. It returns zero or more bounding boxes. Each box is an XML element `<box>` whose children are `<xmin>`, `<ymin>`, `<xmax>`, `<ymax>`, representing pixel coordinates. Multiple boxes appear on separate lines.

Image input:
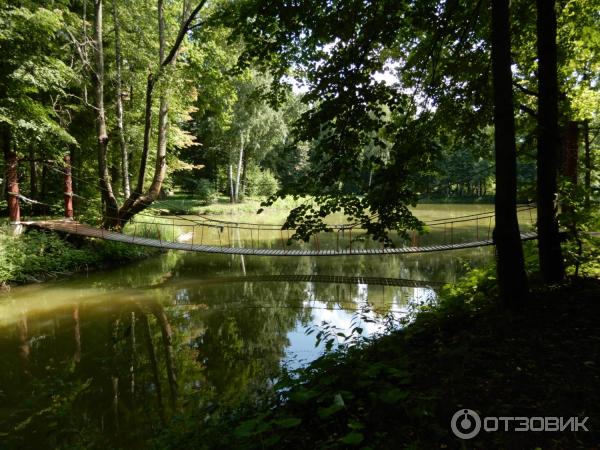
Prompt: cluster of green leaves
<box><xmin>0</xmin><ymin>228</ymin><xmax>95</xmax><ymax>284</ymax></box>
<box><xmin>214</xmin><ymin>0</ymin><xmax>600</xmax><ymax>244</ymax></box>
<box><xmin>558</xmin><ymin>179</ymin><xmax>600</xmax><ymax>277</ymax></box>
<box><xmin>1</xmin><ymin>0</ymin><xmax>596</xmax><ymax>232</ymax></box>
<box><xmin>223</xmin><ymin>0</ymin><xmax>444</xmax><ymax>240</ymax></box>
<box><xmin>438</xmin><ymin>265</ymin><xmax>498</xmax><ymax>308</ymax></box>
<box><xmin>0</xmin><ymin>227</ymin><xmax>160</xmax><ymax>286</ymax></box>
<box><xmin>0</xmin><ymin>3</ymin><xmax>78</xmax><ymax>147</ymax></box>
<box><xmin>182</xmin><ymin>67</ymin><xmax>301</xmax><ymax>200</ymax></box>
<box><xmin>244</xmin><ymin>165</ymin><xmax>280</xmax><ymax>197</ymax></box>
<box><xmin>0</xmin><ymin>1</ymin><xmax>249</xmax><ymax>221</ymax></box>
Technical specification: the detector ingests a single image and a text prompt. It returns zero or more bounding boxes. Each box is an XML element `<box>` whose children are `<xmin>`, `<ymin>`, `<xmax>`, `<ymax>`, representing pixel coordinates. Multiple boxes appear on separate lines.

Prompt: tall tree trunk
<box><xmin>536</xmin><ymin>0</ymin><xmax>565</xmax><ymax>283</ymax></box>
<box><xmin>241</xmin><ymin>150</ymin><xmax>249</xmax><ymax>197</ymax></box>
<box><xmin>154</xmin><ymin>0</ymin><xmax>170</xmax><ymax>203</ymax></box>
<box><xmin>235</xmin><ymin>132</ymin><xmax>244</xmax><ymax>202</ymax></box>
<box><xmin>583</xmin><ymin>120</ymin><xmax>591</xmax><ymax>208</ymax></box>
<box><xmin>2</xmin><ymin>125</ymin><xmax>20</xmax><ymax>225</ymax></box>
<box><xmin>151</xmin><ymin>0</ymin><xmax>170</xmax><ymax>207</ymax></box>
<box><xmin>40</xmin><ymin>155</ymin><xmax>48</xmax><ymax>212</ymax></box>
<box><xmin>491</xmin><ymin>0</ymin><xmax>529</xmax><ymax>304</ymax></box>
<box><xmin>123</xmin><ymin>0</ymin><xmax>170</xmax><ymax>217</ymax></box>
<box><xmin>228</xmin><ymin>164</ymin><xmax>235</xmax><ymax>203</ymax></box>
<box><xmin>129</xmin><ymin>74</ymin><xmax>155</xmax><ymax>203</ymax></box>
<box><xmin>72</xmin><ymin>147</ymin><xmax>80</xmax><ymax>212</ymax></box>
<box><xmin>112</xmin><ymin>0</ymin><xmax>131</xmax><ymax>198</ymax></box>
<box><xmin>560</xmin><ymin>121</ymin><xmax>579</xmax><ymax>228</ymax></box>
<box><xmin>561</xmin><ymin>121</ymin><xmax>579</xmax><ymax>185</ymax></box>
<box><xmin>29</xmin><ymin>148</ymin><xmax>41</xmax><ymax>216</ymax></box>
<box><xmin>83</xmin><ymin>0</ymin><xmax>89</xmax><ymax>104</ymax></box>
<box><xmin>29</xmin><ymin>148</ymin><xmax>37</xmax><ymax>200</ymax></box>
<box><xmin>116</xmin><ymin>0</ymin><xmax>208</xmax><ymax>227</ymax></box>
<box><xmin>93</xmin><ymin>0</ymin><xmax>120</xmax><ymax>226</ymax></box>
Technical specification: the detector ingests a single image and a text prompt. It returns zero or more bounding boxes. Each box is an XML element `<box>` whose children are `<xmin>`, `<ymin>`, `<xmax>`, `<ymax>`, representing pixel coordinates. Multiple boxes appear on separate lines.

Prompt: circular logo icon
<box><xmin>451</xmin><ymin>409</ymin><xmax>481</xmax><ymax>439</ymax></box>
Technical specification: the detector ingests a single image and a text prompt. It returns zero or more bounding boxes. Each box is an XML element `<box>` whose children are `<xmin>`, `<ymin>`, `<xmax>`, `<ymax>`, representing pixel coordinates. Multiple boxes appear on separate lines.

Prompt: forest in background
<box><xmin>1</xmin><ymin>2</ymin><xmax>600</xmax><ymax>449</ymax></box>
<box><xmin>0</xmin><ymin>0</ymin><xmax>597</xmax><ymax>220</ymax></box>
<box><xmin>0</xmin><ymin>0</ymin><xmax>599</xmax><ymax>298</ymax></box>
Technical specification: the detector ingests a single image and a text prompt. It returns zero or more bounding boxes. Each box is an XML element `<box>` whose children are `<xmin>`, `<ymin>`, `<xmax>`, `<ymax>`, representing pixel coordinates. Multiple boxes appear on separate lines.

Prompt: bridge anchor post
<box><xmin>6</xmin><ymin>149</ymin><xmax>22</xmax><ymax>235</ymax></box>
<box><xmin>63</xmin><ymin>154</ymin><xmax>74</xmax><ymax>220</ymax></box>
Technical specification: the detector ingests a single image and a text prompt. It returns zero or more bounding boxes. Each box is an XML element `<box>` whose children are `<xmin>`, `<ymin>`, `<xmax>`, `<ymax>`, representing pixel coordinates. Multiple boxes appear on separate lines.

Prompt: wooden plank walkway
<box><xmin>23</xmin><ymin>219</ymin><xmax>540</xmax><ymax>257</ymax></box>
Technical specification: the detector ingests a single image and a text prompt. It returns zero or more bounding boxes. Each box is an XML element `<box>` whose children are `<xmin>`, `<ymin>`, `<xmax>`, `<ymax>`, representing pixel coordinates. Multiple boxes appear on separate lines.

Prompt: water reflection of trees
<box><xmin>0</xmin><ymin>285</ymin><xmax>309</xmax><ymax>448</ymax></box>
<box><xmin>0</xmin><ymin>247</ymin><xmax>493</xmax><ymax>448</ymax></box>
<box><xmin>189</xmin><ymin>281</ymin><xmax>310</xmax><ymax>407</ymax></box>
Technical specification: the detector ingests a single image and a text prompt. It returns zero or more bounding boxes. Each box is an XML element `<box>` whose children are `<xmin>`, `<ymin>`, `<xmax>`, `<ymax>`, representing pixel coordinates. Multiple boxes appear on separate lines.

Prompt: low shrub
<box><xmin>193</xmin><ymin>178</ymin><xmax>219</xmax><ymax>205</ymax></box>
<box><xmin>0</xmin><ymin>227</ymin><xmax>97</xmax><ymax>284</ymax></box>
<box><xmin>246</xmin><ymin>166</ymin><xmax>280</xmax><ymax>197</ymax></box>
<box><xmin>0</xmin><ymin>226</ymin><xmax>160</xmax><ymax>286</ymax></box>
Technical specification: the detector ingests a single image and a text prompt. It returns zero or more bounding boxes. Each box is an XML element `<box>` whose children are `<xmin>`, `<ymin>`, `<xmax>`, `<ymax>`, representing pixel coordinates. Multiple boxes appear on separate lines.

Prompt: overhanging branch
<box><xmin>161</xmin><ymin>0</ymin><xmax>208</xmax><ymax>67</ymax></box>
<box><xmin>512</xmin><ymin>80</ymin><xmax>538</xmax><ymax>97</ymax></box>
<box><xmin>517</xmin><ymin>103</ymin><xmax>537</xmax><ymax>117</ymax></box>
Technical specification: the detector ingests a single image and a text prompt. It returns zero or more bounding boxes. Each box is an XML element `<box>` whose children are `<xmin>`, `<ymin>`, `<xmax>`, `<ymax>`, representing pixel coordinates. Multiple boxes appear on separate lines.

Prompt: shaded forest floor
<box><xmin>161</xmin><ymin>276</ymin><xmax>600</xmax><ymax>450</ymax></box>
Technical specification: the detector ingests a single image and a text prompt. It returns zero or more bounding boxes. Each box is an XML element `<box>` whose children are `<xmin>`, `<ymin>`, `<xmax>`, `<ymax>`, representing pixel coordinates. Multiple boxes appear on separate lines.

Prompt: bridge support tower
<box><xmin>6</xmin><ymin>149</ymin><xmax>22</xmax><ymax>235</ymax></box>
<box><xmin>63</xmin><ymin>154</ymin><xmax>74</xmax><ymax>220</ymax></box>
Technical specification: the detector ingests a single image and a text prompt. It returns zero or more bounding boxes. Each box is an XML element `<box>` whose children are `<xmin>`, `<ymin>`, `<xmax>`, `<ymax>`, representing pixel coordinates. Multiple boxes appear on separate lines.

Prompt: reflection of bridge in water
<box><xmin>22</xmin><ymin>205</ymin><xmax>539</xmax><ymax>257</ymax></box>
<box><xmin>178</xmin><ymin>274</ymin><xmax>445</xmax><ymax>288</ymax></box>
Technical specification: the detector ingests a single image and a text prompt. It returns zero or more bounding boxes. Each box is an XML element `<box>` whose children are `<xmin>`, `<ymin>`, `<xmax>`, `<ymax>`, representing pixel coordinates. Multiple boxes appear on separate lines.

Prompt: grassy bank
<box><xmin>0</xmin><ymin>225</ymin><xmax>162</xmax><ymax>288</ymax></box>
<box><xmin>417</xmin><ymin>195</ymin><xmax>496</xmax><ymax>204</ymax></box>
<box><xmin>153</xmin><ymin>243</ymin><xmax>600</xmax><ymax>450</ymax></box>
<box><xmin>150</xmin><ymin>194</ymin><xmax>301</xmax><ymax>216</ymax></box>
<box><xmin>155</xmin><ymin>194</ymin><xmax>497</xmax><ymax>217</ymax></box>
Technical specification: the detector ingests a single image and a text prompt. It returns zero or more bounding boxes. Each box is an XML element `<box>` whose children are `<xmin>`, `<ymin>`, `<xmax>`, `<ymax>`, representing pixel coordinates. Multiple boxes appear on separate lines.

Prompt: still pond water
<box><xmin>0</xmin><ymin>205</ymin><xmax>533</xmax><ymax>449</ymax></box>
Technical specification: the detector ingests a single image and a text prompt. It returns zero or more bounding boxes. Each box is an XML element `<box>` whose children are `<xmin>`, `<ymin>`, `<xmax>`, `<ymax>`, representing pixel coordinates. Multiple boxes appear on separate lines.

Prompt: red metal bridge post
<box><xmin>6</xmin><ymin>149</ymin><xmax>20</xmax><ymax>224</ymax></box>
<box><xmin>63</xmin><ymin>154</ymin><xmax>74</xmax><ymax>220</ymax></box>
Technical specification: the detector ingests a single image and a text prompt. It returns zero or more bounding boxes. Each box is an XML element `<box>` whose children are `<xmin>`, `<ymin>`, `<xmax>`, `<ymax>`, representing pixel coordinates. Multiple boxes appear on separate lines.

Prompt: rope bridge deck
<box><xmin>22</xmin><ymin>219</ymin><xmax>539</xmax><ymax>257</ymax></box>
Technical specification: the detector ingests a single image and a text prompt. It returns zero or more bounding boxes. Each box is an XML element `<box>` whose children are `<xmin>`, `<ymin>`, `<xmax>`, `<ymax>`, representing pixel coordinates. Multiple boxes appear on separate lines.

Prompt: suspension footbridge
<box><xmin>21</xmin><ymin>207</ymin><xmax>538</xmax><ymax>257</ymax></box>
<box><xmin>8</xmin><ymin>159</ymin><xmax>544</xmax><ymax>257</ymax></box>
